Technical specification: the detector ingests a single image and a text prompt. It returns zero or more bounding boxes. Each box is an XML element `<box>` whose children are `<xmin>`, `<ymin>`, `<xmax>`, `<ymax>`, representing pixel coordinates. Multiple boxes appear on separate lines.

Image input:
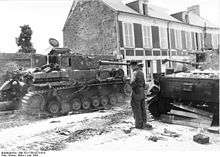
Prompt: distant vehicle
<box><xmin>148</xmin><ymin>58</ymin><xmax>219</xmax><ymax>125</ymax></box>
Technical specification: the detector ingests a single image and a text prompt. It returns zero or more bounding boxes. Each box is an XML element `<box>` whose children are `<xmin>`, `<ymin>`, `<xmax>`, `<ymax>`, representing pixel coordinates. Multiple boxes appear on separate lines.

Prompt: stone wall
<box><xmin>63</xmin><ymin>0</ymin><xmax>118</xmax><ymax>56</ymax></box>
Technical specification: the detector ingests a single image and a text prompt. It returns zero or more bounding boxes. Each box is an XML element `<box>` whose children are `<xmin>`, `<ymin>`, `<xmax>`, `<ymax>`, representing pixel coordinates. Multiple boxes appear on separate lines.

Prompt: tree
<box><xmin>16</xmin><ymin>25</ymin><xmax>36</xmax><ymax>53</ymax></box>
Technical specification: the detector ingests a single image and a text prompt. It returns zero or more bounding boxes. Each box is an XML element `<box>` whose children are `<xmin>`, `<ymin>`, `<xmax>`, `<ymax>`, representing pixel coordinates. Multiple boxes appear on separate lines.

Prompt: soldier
<box><xmin>130</xmin><ymin>61</ymin><xmax>147</xmax><ymax>129</ymax></box>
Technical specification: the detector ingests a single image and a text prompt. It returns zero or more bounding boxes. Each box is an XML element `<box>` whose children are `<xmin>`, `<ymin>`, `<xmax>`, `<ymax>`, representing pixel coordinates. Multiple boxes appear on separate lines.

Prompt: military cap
<box><xmin>130</xmin><ymin>60</ymin><xmax>138</xmax><ymax>66</ymax></box>
<box><xmin>137</xmin><ymin>62</ymin><xmax>143</xmax><ymax>67</ymax></box>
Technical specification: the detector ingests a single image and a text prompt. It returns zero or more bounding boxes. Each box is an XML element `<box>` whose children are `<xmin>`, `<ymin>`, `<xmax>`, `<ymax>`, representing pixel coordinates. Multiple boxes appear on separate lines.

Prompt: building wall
<box><xmin>118</xmin><ymin>12</ymin><xmax>220</xmax><ymax>81</ymax></box>
<box><xmin>63</xmin><ymin>0</ymin><xmax>118</xmax><ymax>56</ymax></box>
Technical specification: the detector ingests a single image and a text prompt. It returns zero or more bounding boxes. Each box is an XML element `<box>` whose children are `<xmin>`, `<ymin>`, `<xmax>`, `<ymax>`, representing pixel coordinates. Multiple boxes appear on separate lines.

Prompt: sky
<box><xmin>0</xmin><ymin>0</ymin><xmax>219</xmax><ymax>54</ymax></box>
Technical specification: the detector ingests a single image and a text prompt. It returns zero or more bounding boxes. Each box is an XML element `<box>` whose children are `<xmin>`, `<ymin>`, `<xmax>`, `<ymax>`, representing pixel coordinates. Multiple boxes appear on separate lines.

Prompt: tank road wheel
<box><xmin>82</xmin><ymin>98</ymin><xmax>91</xmax><ymax>110</ymax></box>
<box><xmin>123</xmin><ymin>83</ymin><xmax>132</xmax><ymax>97</ymax></box>
<box><xmin>101</xmin><ymin>96</ymin><xmax>110</xmax><ymax>109</ymax></box>
<box><xmin>109</xmin><ymin>94</ymin><xmax>117</xmax><ymax>106</ymax></box>
<box><xmin>47</xmin><ymin>100</ymin><xmax>61</xmax><ymax>116</ymax></box>
<box><xmin>92</xmin><ymin>97</ymin><xmax>100</xmax><ymax>108</ymax></box>
<box><xmin>71</xmin><ymin>98</ymin><xmax>81</xmax><ymax>111</ymax></box>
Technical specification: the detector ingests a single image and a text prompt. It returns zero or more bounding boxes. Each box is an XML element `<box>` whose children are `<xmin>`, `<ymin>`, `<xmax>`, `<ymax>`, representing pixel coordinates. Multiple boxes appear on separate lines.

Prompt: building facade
<box><xmin>63</xmin><ymin>0</ymin><xmax>220</xmax><ymax>81</ymax></box>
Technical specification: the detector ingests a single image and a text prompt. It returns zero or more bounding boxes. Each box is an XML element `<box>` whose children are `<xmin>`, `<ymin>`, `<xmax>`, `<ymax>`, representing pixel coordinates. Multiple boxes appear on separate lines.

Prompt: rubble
<box><xmin>193</xmin><ymin>134</ymin><xmax>210</xmax><ymax>144</ymax></box>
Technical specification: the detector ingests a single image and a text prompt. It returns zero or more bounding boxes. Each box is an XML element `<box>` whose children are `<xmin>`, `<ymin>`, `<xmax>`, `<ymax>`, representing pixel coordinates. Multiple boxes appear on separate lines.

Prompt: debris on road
<box><xmin>160</xmin><ymin>103</ymin><xmax>213</xmax><ymax>128</ymax></box>
<box><xmin>193</xmin><ymin>134</ymin><xmax>210</xmax><ymax>144</ymax></box>
<box><xmin>206</xmin><ymin>127</ymin><xmax>220</xmax><ymax>134</ymax></box>
<box><xmin>161</xmin><ymin>128</ymin><xmax>181</xmax><ymax>138</ymax></box>
<box><xmin>50</xmin><ymin>120</ymin><xmax>61</xmax><ymax>123</ymax></box>
<box><xmin>56</xmin><ymin>129</ymin><xmax>72</xmax><ymax>136</ymax></box>
<box><xmin>147</xmin><ymin>135</ymin><xmax>165</xmax><ymax>142</ymax></box>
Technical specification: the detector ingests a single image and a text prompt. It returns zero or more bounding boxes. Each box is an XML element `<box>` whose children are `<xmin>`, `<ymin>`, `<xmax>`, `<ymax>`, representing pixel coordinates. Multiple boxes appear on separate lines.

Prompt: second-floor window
<box><xmin>175</xmin><ymin>30</ymin><xmax>182</xmax><ymax>50</ymax></box>
<box><xmin>212</xmin><ymin>33</ymin><xmax>218</xmax><ymax>49</ymax></box>
<box><xmin>142</xmin><ymin>25</ymin><xmax>152</xmax><ymax>48</ymax></box>
<box><xmin>186</xmin><ymin>31</ymin><xmax>192</xmax><ymax>50</ymax></box>
<box><xmin>159</xmin><ymin>27</ymin><xmax>168</xmax><ymax>49</ymax></box>
<box><xmin>123</xmin><ymin>23</ymin><xmax>134</xmax><ymax>48</ymax></box>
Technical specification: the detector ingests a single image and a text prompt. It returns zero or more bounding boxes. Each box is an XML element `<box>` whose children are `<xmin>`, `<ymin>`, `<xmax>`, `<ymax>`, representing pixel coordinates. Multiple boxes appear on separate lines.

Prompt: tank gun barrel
<box><xmin>99</xmin><ymin>60</ymin><xmax>130</xmax><ymax>66</ymax></box>
<box><xmin>162</xmin><ymin>59</ymin><xmax>200</xmax><ymax>67</ymax></box>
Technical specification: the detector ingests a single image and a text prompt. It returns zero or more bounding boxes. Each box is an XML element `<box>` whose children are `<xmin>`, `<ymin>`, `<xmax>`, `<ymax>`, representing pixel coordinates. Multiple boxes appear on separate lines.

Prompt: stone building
<box><xmin>63</xmin><ymin>0</ymin><xmax>220</xmax><ymax>81</ymax></box>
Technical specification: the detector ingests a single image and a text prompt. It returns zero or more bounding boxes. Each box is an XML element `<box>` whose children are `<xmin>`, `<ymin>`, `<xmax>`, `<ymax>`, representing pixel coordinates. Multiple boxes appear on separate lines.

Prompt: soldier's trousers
<box><xmin>131</xmin><ymin>98</ymin><xmax>146</xmax><ymax>128</ymax></box>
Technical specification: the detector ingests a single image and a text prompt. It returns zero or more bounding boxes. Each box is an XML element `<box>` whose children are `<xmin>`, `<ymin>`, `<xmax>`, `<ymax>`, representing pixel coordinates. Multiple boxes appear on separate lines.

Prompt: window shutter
<box><xmin>170</xmin><ymin>29</ymin><xmax>175</xmax><ymax>49</ymax></box>
<box><xmin>181</xmin><ymin>30</ymin><xmax>186</xmax><ymax>50</ymax></box>
<box><xmin>118</xmin><ymin>21</ymin><xmax>124</xmax><ymax>47</ymax></box>
<box><xmin>191</xmin><ymin>32</ymin><xmax>195</xmax><ymax>50</ymax></box>
<box><xmin>205</xmin><ymin>33</ymin><xmax>212</xmax><ymax>49</ymax></box>
<box><xmin>151</xmin><ymin>26</ymin><xmax>160</xmax><ymax>48</ymax></box>
<box><xmin>134</xmin><ymin>23</ymin><xmax>143</xmax><ymax>48</ymax></box>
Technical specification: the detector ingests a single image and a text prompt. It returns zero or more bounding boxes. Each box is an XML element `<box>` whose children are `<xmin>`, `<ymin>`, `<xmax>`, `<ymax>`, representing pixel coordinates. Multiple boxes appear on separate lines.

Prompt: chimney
<box><xmin>187</xmin><ymin>5</ymin><xmax>200</xmax><ymax>16</ymax></box>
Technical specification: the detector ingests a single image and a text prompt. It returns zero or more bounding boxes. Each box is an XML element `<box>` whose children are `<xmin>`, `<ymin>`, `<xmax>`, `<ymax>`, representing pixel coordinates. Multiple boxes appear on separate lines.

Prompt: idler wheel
<box><xmin>71</xmin><ymin>98</ymin><xmax>81</xmax><ymax>111</ymax></box>
<box><xmin>82</xmin><ymin>98</ymin><xmax>91</xmax><ymax>110</ymax></box>
<box><xmin>92</xmin><ymin>97</ymin><xmax>100</xmax><ymax>108</ymax></box>
<box><xmin>47</xmin><ymin>100</ymin><xmax>61</xmax><ymax>115</ymax></box>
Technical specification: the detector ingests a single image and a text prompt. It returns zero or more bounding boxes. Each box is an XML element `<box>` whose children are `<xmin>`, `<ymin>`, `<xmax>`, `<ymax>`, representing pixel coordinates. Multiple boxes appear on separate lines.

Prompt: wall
<box><xmin>0</xmin><ymin>53</ymin><xmax>46</xmax><ymax>85</ymax></box>
<box><xmin>63</xmin><ymin>0</ymin><xmax>118</xmax><ymax>56</ymax></box>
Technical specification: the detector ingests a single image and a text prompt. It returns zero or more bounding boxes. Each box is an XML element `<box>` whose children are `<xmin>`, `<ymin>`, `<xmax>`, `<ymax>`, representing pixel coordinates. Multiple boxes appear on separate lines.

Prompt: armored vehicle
<box><xmin>148</xmin><ymin>59</ymin><xmax>219</xmax><ymax>125</ymax></box>
<box><xmin>18</xmin><ymin>48</ymin><xmax>131</xmax><ymax>116</ymax></box>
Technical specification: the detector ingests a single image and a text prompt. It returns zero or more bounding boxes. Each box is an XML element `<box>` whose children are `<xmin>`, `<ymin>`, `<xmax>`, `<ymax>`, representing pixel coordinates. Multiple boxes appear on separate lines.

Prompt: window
<box><xmin>175</xmin><ymin>30</ymin><xmax>182</xmax><ymax>50</ymax></box>
<box><xmin>212</xmin><ymin>34</ymin><xmax>218</xmax><ymax>49</ymax></box>
<box><xmin>142</xmin><ymin>25</ymin><xmax>152</xmax><ymax>48</ymax></box>
<box><xmin>123</xmin><ymin>23</ymin><xmax>134</xmax><ymax>48</ymax></box>
<box><xmin>186</xmin><ymin>32</ymin><xmax>192</xmax><ymax>50</ymax></box>
<box><xmin>143</xmin><ymin>4</ymin><xmax>148</xmax><ymax>15</ymax></box>
<box><xmin>145</xmin><ymin>50</ymin><xmax>152</xmax><ymax>56</ymax></box>
<box><xmin>162</xmin><ymin>50</ymin><xmax>167</xmax><ymax>56</ymax></box>
<box><xmin>181</xmin><ymin>30</ymin><xmax>187</xmax><ymax>50</ymax></box>
<box><xmin>195</xmin><ymin>33</ymin><xmax>201</xmax><ymax>50</ymax></box>
<box><xmin>135</xmin><ymin>50</ymin><xmax>144</xmax><ymax>56</ymax></box>
<box><xmin>153</xmin><ymin>50</ymin><xmax>160</xmax><ymax>56</ymax></box>
<box><xmin>152</xmin><ymin>26</ymin><xmax>160</xmax><ymax>48</ymax></box>
<box><xmin>159</xmin><ymin>27</ymin><xmax>168</xmax><ymax>49</ymax></box>
<box><xmin>125</xmin><ymin>49</ymin><xmax>134</xmax><ymax>56</ymax></box>
<box><xmin>191</xmin><ymin>32</ymin><xmax>196</xmax><ymax>50</ymax></box>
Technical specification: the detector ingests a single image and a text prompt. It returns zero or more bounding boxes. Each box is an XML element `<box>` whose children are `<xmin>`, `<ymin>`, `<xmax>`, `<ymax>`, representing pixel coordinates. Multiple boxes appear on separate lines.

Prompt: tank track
<box><xmin>21</xmin><ymin>79</ymin><xmax>132</xmax><ymax>118</ymax></box>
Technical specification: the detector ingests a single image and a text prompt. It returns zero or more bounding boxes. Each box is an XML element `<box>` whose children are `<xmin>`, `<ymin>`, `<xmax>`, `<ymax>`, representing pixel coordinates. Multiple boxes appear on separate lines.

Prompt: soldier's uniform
<box><xmin>130</xmin><ymin>63</ymin><xmax>146</xmax><ymax>129</ymax></box>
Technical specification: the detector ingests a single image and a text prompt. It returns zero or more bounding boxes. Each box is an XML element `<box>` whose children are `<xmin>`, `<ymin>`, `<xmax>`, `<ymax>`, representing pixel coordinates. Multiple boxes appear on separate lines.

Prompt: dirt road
<box><xmin>0</xmin><ymin>101</ymin><xmax>219</xmax><ymax>153</ymax></box>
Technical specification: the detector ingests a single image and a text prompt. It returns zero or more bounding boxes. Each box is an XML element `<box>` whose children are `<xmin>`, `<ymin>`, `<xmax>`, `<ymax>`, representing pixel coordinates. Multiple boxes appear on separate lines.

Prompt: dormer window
<box><xmin>126</xmin><ymin>0</ymin><xmax>149</xmax><ymax>15</ymax></box>
<box><xmin>142</xmin><ymin>3</ymin><xmax>148</xmax><ymax>15</ymax></box>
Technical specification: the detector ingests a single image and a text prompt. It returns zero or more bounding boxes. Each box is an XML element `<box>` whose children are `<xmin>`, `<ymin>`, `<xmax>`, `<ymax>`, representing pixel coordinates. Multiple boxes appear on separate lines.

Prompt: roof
<box><xmin>187</xmin><ymin>12</ymin><xmax>218</xmax><ymax>28</ymax></box>
<box><xmin>102</xmin><ymin>0</ymin><xmax>181</xmax><ymax>22</ymax></box>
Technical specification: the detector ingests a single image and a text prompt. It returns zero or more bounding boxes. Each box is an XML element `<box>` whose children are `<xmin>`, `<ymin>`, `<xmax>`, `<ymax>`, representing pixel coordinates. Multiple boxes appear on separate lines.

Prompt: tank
<box><xmin>19</xmin><ymin>48</ymin><xmax>132</xmax><ymax>116</ymax></box>
<box><xmin>148</xmin><ymin>58</ymin><xmax>219</xmax><ymax>125</ymax></box>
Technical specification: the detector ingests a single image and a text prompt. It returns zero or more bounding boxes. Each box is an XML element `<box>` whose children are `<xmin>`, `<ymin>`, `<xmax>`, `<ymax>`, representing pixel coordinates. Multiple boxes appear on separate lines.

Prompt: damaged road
<box><xmin>0</xmin><ymin>101</ymin><xmax>219</xmax><ymax>152</ymax></box>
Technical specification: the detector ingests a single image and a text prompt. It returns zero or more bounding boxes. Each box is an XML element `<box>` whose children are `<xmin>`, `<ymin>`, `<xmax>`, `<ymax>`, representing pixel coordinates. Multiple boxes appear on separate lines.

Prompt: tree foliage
<box><xmin>16</xmin><ymin>25</ymin><xmax>36</xmax><ymax>53</ymax></box>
